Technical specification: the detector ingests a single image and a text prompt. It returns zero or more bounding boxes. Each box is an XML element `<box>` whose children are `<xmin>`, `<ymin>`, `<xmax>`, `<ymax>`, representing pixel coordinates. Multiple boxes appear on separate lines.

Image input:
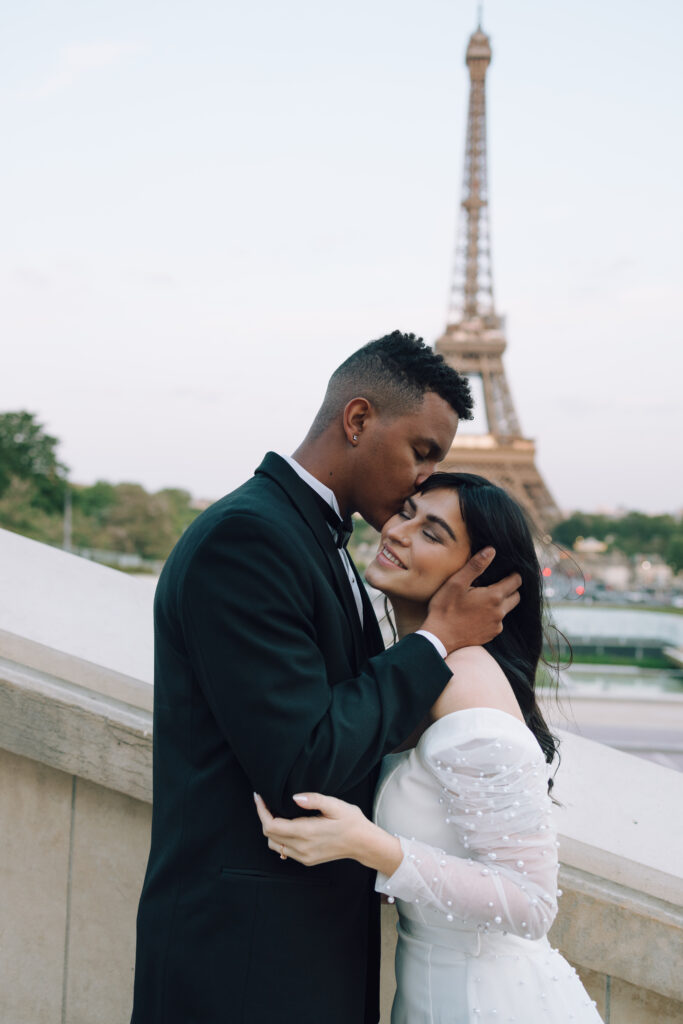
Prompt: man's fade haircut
<box><xmin>311</xmin><ymin>331</ymin><xmax>474</xmax><ymax>435</ymax></box>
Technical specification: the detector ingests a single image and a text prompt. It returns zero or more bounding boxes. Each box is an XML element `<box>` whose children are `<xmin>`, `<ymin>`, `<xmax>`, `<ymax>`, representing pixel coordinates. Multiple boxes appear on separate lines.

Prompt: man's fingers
<box><xmin>455</xmin><ymin>546</ymin><xmax>496</xmax><ymax>587</ymax></box>
<box><xmin>493</xmin><ymin>571</ymin><xmax>522</xmax><ymax>598</ymax></box>
<box><xmin>501</xmin><ymin>588</ymin><xmax>521</xmax><ymax>617</ymax></box>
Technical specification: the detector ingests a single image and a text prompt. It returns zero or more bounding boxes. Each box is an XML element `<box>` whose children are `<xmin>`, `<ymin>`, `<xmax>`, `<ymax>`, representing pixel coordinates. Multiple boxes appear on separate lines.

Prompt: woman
<box><xmin>255</xmin><ymin>473</ymin><xmax>602</xmax><ymax>1023</ymax></box>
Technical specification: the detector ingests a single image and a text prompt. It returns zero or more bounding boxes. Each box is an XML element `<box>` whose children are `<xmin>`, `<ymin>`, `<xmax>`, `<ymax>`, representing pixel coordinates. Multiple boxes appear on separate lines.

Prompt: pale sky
<box><xmin>2</xmin><ymin>0</ymin><xmax>682</xmax><ymax>513</ymax></box>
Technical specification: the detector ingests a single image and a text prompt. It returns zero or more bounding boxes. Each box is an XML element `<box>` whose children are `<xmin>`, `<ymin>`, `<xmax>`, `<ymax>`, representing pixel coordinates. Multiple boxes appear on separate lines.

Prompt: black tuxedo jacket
<box><xmin>131</xmin><ymin>453</ymin><xmax>451</xmax><ymax>1024</ymax></box>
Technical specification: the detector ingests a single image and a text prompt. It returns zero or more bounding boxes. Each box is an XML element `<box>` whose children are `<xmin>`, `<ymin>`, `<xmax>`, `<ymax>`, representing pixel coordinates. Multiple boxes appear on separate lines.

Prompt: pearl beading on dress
<box><xmin>373</xmin><ymin>709</ymin><xmax>603</xmax><ymax>1023</ymax></box>
<box><xmin>376</xmin><ymin>715</ymin><xmax>561</xmax><ymax>941</ymax></box>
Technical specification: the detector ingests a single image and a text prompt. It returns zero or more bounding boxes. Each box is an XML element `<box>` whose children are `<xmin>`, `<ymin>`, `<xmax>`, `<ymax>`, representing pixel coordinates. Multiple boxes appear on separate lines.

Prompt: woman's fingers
<box><xmin>253</xmin><ymin>792</ymin><xmax>274</xmax><ymax>831</ymax></box>
<box><xmin>254</xmin><ymin>791</ymin><xmax>360</xmax><ymax>867</ymax></box>
<box><xmin>254</xmin><ymin>792</ymin><xmax>329</xmax><ymax>865</ymax></box>
<box><xmin>253</xmin><ymin>790</ymin><xmax>366</xmax><ymax>864</ymax></box>
<box><xmin>255</xmin><ymin>791</ymin><xmax>342</xmax><ymax>828</ymax></box>
<box><xmin>265</xmin><ymin>826</ymin><xmax>315</xmax><ymax>864</ymax></box>
<box><xmin>254</xmin><ymin>793</ymin><xmax>313</xmax><ymax>842</ymax></box>
<box><xmin>292</xmin><ymin>792</ymin><xmax>340</xmax><ymax>816</ymax></box>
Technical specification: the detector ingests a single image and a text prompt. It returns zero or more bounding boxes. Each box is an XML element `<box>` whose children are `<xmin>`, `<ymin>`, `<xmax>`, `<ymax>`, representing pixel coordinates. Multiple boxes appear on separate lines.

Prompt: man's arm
<box><xmin>180</xmin><ymin>513</ymin><xmax>451</xmax><ymax>816</ymax></box>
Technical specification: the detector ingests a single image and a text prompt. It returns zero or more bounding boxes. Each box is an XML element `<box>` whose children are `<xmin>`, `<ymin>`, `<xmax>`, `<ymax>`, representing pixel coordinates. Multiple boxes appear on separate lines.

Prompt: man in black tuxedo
<box><xmin>131</xmin><ymin>332</ymin><xmax>520</xmax><ymax>1024</ymax></box>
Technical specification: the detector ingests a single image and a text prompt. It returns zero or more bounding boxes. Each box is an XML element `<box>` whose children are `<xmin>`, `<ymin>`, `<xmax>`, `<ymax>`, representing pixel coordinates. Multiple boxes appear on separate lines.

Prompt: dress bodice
<box><xmin>373</xmin><ymin>708</ymin><xmax>604</xmax><ymax>1023</ymax></box>
<box><xmin>373</xmin><ymin>707</ymin><xmax>559</xmax><ymax>939</ymax></box>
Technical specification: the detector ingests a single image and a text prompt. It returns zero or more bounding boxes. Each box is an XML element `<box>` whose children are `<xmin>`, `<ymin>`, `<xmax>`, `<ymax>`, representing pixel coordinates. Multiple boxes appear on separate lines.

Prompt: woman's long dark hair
<box><xmin>418</xmin><ymin>472</ymin><xmax>559</xmax><ymax>773</ymax></box>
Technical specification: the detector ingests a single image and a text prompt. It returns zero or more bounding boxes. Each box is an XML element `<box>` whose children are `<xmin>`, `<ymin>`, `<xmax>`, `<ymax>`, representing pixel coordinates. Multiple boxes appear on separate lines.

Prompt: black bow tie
<box><xmin>314</xmin><ymin>494</ymin><xmax>354</xmax><ymax>549</ymax></box>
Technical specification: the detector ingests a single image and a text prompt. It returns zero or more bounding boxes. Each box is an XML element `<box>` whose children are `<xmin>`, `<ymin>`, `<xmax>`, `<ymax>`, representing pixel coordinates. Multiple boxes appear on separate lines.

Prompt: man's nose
<box><xmin>415</xmin><ymin>463</ymin><xmax>437</xmax><ymax>488</ymax></box>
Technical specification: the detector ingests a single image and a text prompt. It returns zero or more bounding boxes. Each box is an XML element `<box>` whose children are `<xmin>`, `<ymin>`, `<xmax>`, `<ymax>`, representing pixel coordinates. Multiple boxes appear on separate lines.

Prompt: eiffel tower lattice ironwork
<box><xmin>435</xmin><ymin>23</ymin><xmax>560</xmax><ymax>533</ymax></box>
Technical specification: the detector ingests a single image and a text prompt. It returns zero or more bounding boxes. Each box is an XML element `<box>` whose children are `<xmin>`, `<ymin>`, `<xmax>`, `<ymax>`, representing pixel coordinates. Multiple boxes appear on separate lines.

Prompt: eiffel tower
<box><xmin>435</xmin><ymin>22</ymin><xmax>560</xmax><ymax>533</ymax></box>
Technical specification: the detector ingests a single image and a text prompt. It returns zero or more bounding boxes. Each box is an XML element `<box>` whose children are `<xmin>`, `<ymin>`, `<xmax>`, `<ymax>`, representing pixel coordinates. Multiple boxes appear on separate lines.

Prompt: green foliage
<box><xmin>0</xmin><ymin>411</ymin><xmax>68</xmax><ymax>513</ymax></box>
<box><xmin>0</xmin><ymin>410</ymin><xmax>202</xmax><ymax>560</ymax></box>
<box><xmin>552</xmin><ymin>513</ymin><xmax>611</xmax><ymax>548</ymax></box>
<box><xmin>552</xmin><ymin>509</ymin><xmax>683</xmax><ymax>572</ymax></box>
<box><xmin>0</xmin><ymin>477</ymin><xmax>65</xmax><ymax>546</ymax></box>
<box><xmin>2</xmin><ymin>410</ymin><xmax>680</xmax><ymax>574</ymax></box>
<box><xmin>72</xmin><ymin>480</ymin><xmax>117</xmax><ymax>522</ymax></box>
<box><xmin>70</xmin><ymin>482</ymin><xmax>201</xmax><ymax>560</ymax></box>
<box><xmin>157</xmin><ymin>487</ymin><xmax>199</xmax><ymax>538</ymax></box>
<box><xmin>348</xmin><ymin>516</ymin><xmax>380</xmax><ymax>571</ymax></box>
<box><xmin>665</xmin><ymin>534</ymin><xmax>683</xmax><ymax>575</ymax></box>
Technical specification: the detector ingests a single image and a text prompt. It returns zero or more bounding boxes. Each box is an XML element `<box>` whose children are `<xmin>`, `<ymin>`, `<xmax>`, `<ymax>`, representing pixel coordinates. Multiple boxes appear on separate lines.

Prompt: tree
<box><xmin>0</xmin><ymin>415</ymin><xmax>204</xmax><ymax>559</ymax></box>
<box><xmin>551</xmin><ymin>512</ymin><xmax>611</xmax><ymax>548</ymax></box>
<box><xmin>0</xmin><ymin>411</ymin><xmax>68</xmax><ymax>513</ymax></box>
<box><xmin>70</xmin><ymin>483</ymin><xmax>198</xmax><ymax>560</ymax></box>
<box><xmin>666</xmin><ymin>535</ymin><xmax>683</xmax><ymax>576</ymax></box>
<box><xmin>552</xmin><ymin>509</ymin><xmax>680</xmax><ymax>564</ymax></box>
<box><xmin>0</xmin><ymin>476</ymin><xmax>64</xmax><ymax>546</ymax></box>
<box><xmin>156</xmin><ymin>488</ymin><xmax>199</xmax><ymax>539</ymax></box>
<box><xmin>104</xmin><ymin>483</ymin><xmax>179</xmax><ymax>559</ymax></box>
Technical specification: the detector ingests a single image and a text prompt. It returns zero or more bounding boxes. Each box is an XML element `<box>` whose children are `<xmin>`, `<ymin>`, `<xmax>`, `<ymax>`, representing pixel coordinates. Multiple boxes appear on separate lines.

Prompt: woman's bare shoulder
<box><xmin>433</xmin><ymin>646</ymin><xmax>524</xmax><ymax>721</ymax></box>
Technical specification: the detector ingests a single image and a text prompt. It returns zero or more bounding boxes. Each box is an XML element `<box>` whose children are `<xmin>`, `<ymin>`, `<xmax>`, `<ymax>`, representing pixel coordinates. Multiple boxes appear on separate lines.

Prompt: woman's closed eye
<box><xmin>397</xmin><ymin>504</ymin><xmax>442</xmax><ymax>543</ymax></box>
<box><xmin>423</xmin><ymin>529</ymin><xmax>441</xmax><ymax>543</ymax></box>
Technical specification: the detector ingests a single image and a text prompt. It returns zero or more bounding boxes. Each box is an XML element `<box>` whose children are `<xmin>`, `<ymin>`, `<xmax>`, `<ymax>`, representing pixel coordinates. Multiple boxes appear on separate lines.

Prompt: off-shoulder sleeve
<box><xmin>375</xmin><ymin>710</ymin><xmax>559</xmax><ymax>939</ymax></box>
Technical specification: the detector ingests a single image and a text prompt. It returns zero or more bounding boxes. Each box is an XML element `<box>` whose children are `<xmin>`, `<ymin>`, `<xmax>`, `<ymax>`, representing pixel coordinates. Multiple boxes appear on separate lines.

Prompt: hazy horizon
<box><xmin>3</xmin><ymin>0</ymin><xmax>682</xmax><ymax>514</ymax></box>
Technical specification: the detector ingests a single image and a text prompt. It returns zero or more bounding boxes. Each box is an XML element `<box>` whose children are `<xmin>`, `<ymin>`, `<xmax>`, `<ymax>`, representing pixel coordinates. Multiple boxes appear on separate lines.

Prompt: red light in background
<box><xmin>542</xmin><ymin>567</ymin><xmax>552</xmax><ymax>578</ymax></box>
<box><xmin>575</xmin><ymin>585</ymin><xmax>585</xmax><ymax>596</ymax></box>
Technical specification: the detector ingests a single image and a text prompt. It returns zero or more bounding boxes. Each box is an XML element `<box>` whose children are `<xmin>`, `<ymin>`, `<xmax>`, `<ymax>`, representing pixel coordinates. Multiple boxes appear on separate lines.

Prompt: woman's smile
<box><xmin>377</xmin><ymin>544</ymin><xmax>408</xmax><ymax>570</ymax></box>
<box><xmin>365</xmin><ymin>488</ymin><xmax>472</xmax><ymax>604</ymax></box>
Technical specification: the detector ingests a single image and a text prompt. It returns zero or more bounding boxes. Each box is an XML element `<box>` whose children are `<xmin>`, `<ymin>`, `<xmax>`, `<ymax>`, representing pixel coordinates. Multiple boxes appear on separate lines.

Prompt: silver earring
<box><xmin>352</xmin><ymin>435</ymin><xmax>358</xmax><ymax>442</ymax></box>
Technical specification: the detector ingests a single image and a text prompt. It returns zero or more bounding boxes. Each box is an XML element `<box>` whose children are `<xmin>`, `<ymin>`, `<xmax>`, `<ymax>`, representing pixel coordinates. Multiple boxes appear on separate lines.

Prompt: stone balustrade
<box><xmin>1</xmin><ymin>528</ymin><xmax>682</xmax><ymax>1023</ymax></box>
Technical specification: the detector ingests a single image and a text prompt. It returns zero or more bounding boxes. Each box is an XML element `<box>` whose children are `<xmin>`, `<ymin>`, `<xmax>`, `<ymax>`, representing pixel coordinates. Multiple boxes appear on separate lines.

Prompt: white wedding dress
<box><xmin>373</xmin><ymin>707</ymin><xmax>603</xmax><ymax>1023</ymax></box>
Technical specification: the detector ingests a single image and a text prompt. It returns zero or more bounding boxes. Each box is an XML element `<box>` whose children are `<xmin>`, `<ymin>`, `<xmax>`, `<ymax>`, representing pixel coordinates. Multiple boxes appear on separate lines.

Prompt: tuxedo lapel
<box><xmin>349</xmin><ymin>559</ymin><xmax>385</xmax><ymax>656</ymax></box>
<box><xmin>255</xmin><ymin>453</ymin><xmax>366</xmax><ymax>668</ymax></box>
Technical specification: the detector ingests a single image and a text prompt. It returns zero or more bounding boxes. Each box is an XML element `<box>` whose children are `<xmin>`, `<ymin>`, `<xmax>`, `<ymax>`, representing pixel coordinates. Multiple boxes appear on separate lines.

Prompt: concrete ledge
<box><xmin>0</xmin><ymin>629</ymin><xmax>153</xmax><ymax>711</ymax></box>
<box><xmin>3</xmin><ymin>530</ymin><xmax>683</xmax><ymax>1024</ymax></box>
<box><xmin>0</xmin><ymin>747</ymin><xmax>150</xmax><ymax>1024</ymax></box>
<box><xmin>550</xmin><ymin>864</ymin><xmax>683</xmax><ymax>1003</ymax></box>
<box><xmin>0</xmin><ymin>527</ymin><xmax>154</xmax><ymax>706</ymax></box>
<box><xmin>2</xmin><ymin>633</ymin><xmax>682</xmax><ymax>910</ymax></box>
<box><xmin>0</xmin><ymin>656</ymin><xmax>152</xmax><ymax>803</ymax></box>
<box><xmin>551</xmin><ymin>730</ymin><xmax>683</xmax><ymax>907</ymax></box>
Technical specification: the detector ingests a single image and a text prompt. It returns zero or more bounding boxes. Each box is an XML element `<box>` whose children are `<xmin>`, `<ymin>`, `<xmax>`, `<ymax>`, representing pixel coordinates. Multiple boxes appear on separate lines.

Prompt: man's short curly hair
<box><xmin>310</xmin><ymin>330</ymin><xmax>473</xmax><ymax>435</ymax></box>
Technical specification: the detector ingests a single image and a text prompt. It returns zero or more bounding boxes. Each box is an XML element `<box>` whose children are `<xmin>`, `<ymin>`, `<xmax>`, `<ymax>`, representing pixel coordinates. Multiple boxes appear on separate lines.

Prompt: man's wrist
<box><xmin>415</xmin><ymin>629</ymin><xmax>447</xmax><ymax>659</ymax></box>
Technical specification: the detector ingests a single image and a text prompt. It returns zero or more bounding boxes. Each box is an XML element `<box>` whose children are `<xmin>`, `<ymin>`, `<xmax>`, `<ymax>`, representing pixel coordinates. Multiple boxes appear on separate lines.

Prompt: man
<box><xmin>131</xmin><ymin>331</ymin><xmax>520</xmax><ymax>1024</ymax></box>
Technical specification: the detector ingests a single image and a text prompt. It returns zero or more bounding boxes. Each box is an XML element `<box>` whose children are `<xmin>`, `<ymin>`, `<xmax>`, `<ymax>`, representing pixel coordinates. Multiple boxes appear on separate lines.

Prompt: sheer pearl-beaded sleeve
<box><xmin>375</xmin><ymin>710</ymin><xmax>559</xmax><ymax>939</ymax></box>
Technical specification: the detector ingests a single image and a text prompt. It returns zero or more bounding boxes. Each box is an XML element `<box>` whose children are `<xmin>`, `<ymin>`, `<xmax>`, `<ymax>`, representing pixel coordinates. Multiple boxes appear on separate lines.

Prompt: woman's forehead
<box><xmin>414</xmin><ymin>487</ymin><xmax>460</xmax><ymax>509</ymax></box>
<box><xmin>413</xmin><ymin>489</ymin><xmax>466</xmax><ymax>526</ymax></box>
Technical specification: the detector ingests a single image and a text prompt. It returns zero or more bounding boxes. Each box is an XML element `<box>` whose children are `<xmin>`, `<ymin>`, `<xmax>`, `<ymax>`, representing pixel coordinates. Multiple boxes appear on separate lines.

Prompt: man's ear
<box><xmin>342</xmin><ymin>397</ymin><xmax>373</xmax><ymax>445</ymax></box>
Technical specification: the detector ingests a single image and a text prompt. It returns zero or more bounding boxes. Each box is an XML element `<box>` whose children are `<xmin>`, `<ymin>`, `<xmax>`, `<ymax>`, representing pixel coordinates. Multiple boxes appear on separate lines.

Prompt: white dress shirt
<box><xmin>281</xmin><ymin>454</ymin><xmax>364</xmax><ymax>623</ymax></box>
<box><xmin>281</xmin><ymin>455</ymin><xmax>446</xmax><ymax>658</ymax></box>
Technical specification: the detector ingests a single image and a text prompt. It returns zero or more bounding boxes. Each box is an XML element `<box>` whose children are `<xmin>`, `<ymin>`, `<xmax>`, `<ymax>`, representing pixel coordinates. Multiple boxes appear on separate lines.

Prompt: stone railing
<box><xmin>1</xmin><ymin>528</ymin><xmax>682</xmax><ymax>1024</ymax></box>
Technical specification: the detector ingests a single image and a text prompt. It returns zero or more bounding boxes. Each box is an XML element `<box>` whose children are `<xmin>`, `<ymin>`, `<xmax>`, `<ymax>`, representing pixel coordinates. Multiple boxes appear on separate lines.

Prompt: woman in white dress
<box><xmin>255</xmin><ymin>473</ymin><xmax>602</xmax><ymax>1023</ymax></box>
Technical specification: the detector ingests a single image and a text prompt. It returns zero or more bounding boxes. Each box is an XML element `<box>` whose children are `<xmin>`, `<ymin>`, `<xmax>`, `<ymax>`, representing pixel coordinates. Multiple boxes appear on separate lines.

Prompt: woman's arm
<box><xmin>375</xmin><ymin>832</ymin><xmax>558</xmax><ymax>939</ymax></box>
<box><xmin>254</xmin><ymin>792</ymin><xmax>403</xmax><ymax>876</ymax></box>
<box><xmin>254</xmin><ymin>789</ymin><xmax>558</xmax><ymax>940</ymax></box>
<box><xmin>255</xmin><ymin>706</ymin><xmax>561</xmax><ymax>942</ymax></box>
<box><xmin>386</xmin><ymin>720</ymin><xmax>560</xmax><ymax>938</ymax></box>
